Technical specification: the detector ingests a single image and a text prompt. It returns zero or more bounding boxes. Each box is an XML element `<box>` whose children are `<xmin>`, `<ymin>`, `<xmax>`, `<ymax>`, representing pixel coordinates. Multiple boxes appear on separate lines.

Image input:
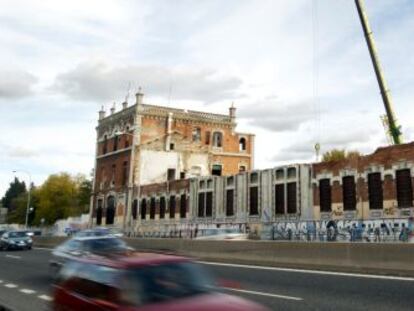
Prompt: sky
<box><xmin>0</xmin><ymin>0</ymin><xmax>413</xmax><ymax>197</ymax></box>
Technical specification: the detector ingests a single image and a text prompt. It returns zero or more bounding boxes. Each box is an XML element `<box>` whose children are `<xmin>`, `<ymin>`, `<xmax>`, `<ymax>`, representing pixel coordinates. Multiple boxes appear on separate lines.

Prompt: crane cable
<box><xmin>312</xmin><ymin>0</ymin><xmax>321</xmax><ymax>161</ymax></box>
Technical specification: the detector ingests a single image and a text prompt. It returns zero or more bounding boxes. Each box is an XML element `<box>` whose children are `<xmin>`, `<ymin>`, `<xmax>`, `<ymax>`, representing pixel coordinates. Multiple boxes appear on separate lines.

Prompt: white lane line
<box><xmin>0</xmin><ymin>280</ymin><xmax>3</xmax><ymax>284</ymax></box>
<box><xmin>4</xmin><ymin>283</ymin><xmax>18</xmax><ymax>288</ymax></box>
<box><xmin>200</xmin><ymin>261</ymin><xmax>414</xmax><ymax>282</ymax></box>
<box><xmin>224</xmin><ymin>288</ymin><xmax>303</xmax><ymax>301</ymax></box>
<box><xmin>38</xmin><ymin>295</ymin><xmax>53</xmax><ymax>301</ymax></box>
<box><xmin>34</xmin><ymin>247</ymin><xmax>53</xmax><ymax>251</ymax></box>
<box><xmin>20</xmin><ymin>289</ymin><xmax>36</xmax><ymax>294</ymax></box>
<box><xmin>5</xmin><ymin>254</ymin><xmax>21</xmax><ymax>259</ymax></box>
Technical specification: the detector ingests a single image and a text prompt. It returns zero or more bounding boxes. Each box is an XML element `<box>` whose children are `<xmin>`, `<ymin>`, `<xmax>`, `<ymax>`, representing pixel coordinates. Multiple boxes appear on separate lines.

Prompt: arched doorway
<box><xmin>96</xmin><ymin>199</ymin><xmax>103</xmax><ymax>225</ymax></box>
<box><xmin>106</xmin><ymin>196</ymin><xmax>116</xmax><ymax>225</ymax></box>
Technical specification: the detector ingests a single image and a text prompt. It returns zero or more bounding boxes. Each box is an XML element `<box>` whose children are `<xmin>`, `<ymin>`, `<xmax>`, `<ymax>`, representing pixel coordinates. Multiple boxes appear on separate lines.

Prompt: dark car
<box><xmin>50</xmin><ymin>236</ymin><xmax>131</xmax><ymax>273</ymax></box>
<box><xmin>53</xmin><ymin>252</ymin><xmax>269</xmax><ymax>311</ymax></box>
<box><xmin>0</xmin><ymin>230</ymin><xmax>33</xmax><ymax>250</ymax></box>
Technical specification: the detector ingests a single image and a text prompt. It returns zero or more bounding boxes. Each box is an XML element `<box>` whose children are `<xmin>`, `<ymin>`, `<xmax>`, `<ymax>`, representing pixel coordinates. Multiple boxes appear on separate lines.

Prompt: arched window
<box><xmin>180</xmin><ymin>194</ymin><xmax>187</xmax><ymax>218</ymax></box>
<box><xmin>212</xmin><ymin>132</ymin><xmax>223</xmax><ymax>147</ymax></box>
<box><xmin>106</xmin><ymin>196</ymin><xmax>116</xmax><ymax>225</ymax></box>
<box><xmin>141</xmin><ymin>199</ymin><xmax>147</xmax><ymax>220</ymax></box>
<box><xmin>132</xmin><ymin>199</ymin><xmax>138</xmax><ymax>220</ymax></box>
<box><xmin>96</xmin><ymin>199</ymin><xmax>103</xmax><ymax>225</ymax></box>
<box><xmin>192</xmin><ymin>127</ymin><xmax>201</xmax><ymax>142</ymax></box>
<box><xmin>113</xmin><ymin>135</ymin><xmax>119</xmax><ymax>151</ymax></box>
<box><xmin>103</xmin><ymin>135</ymin><xmax>108</xmax><ymax>154</ymax></box>
<box><xmin>239</xmin><ymin>137</ymin><xmax>246</xmax><ymax>151</ymax></box>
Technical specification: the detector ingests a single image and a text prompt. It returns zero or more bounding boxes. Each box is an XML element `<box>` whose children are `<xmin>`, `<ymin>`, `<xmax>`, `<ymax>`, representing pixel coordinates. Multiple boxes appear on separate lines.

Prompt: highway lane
<box><xmin>0</xmin><ymin>248</ymin><xmax>414</xmax><ymax>311</ymax></box>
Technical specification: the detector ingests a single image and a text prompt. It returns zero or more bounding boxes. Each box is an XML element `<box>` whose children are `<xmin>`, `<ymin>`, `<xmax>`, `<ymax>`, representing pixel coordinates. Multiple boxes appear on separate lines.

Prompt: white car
<box><xmin>195</xmin><ymin>228</ymin><xmax>248</xmax><ymax>240</ymax></box>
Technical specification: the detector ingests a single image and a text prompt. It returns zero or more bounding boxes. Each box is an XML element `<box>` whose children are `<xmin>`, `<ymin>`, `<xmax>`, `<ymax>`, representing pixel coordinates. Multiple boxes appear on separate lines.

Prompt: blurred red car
<box><xmin>52</xmin><ymin>252</ymin><xmax>269</xmax><ymax>311</ymax></box>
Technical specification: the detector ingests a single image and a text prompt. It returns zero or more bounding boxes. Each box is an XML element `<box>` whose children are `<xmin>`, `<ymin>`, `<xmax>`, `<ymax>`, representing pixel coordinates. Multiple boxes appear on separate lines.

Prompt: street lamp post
<box><xmin>12</xmin><ymin>170</ymin><xmax>32</xmax><ymax>229</ymax></box>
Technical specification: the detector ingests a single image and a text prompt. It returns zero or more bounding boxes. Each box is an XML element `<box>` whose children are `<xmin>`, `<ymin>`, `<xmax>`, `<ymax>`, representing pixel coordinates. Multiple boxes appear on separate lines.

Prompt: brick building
<box><xmin>90</xmin><ymin>91</ymin><xmax>255</xmax><ymax>230</ymax></box>
<box><xmin>312</xmin><ymin>142</ymin><xmax>414</xmax><ymax>221</ymax></box>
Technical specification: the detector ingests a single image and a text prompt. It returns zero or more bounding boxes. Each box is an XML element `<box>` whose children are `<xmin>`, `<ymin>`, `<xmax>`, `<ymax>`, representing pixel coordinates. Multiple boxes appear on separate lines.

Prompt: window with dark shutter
<box><xmin>206</xmin><ymin>192</ymin><xmax>213</xmax><ymax>217</ymax></box>
<box><xmin>249</xmin><ymin>186</ymin><xmax>258</xmax><ymax>215</ymax></box>
<box><xmin>226</xmin><ymin>189</ymin><xmax>234</xmax><ymax>216</ymax></box>
<box><xmin>396</xmin><ymin>169</ymin><xmax>413</xmax><ymax>208</ymax></box>
<box><xmin>169</xmin><ymin>196</ymin><xmax>176</xmax><ymax>219</ymax></box>
<box><xmin>198</xmin><ymin>193</ymin><xmax>205</xmax><ymax>217</ymax></box>
<box><xmin>287</xmin><ymin>182</ymin><xmax>297</xmax><ymax>214</ymax></box>
<box><xmin>275</xmin><ymin>184</ymin><xmax>285</xmax><ymax>214</ymax></box>
<box><xmin>122</xmin><ymin>161</ymin><xmax>128</xmax><ymax>186</ymax></box>
<box><xmin>180</xmin><ymin>194</ymin><xmax>186</xmax><ymax>218</ymax></box>
<box><xmin>342</xmin><ymin>176</ymin><xmax>356</xmax><ymax>211</ymax></box>
<box><xmin>368</xmin><ymin>173</ymin><xmax>383</xmax><ymax>210</ymax></box>
<box><xmin>141</xmin><ymin>199</ymin><xmax>147</xmax><ymax>220</ymax></box>
<box><xmin>150</xmin><ymin>198</ymin><xmax>156</xmax><ymax>219</ymax></box>
<box><xmin>319</xmin><ymin>179</ymin><xmax>332</xmax><ymax>212</ymax></box>
<box><xmin>167</xmin><ymin>169</ymin><xmax>176</xmax><ymax>181</ymax></box>
<box><xmin>132</xmin><ymin>200</ymin><xmax>138</xmax><ymax>220</ymax></box>
<box><xmin>159</xmin><ymin>197</ymin><xmax>166</xmax><ymax>219</ymax></box>
<box><xmin>113</xmin><ymin>135</ymin><xmax>118</xmax><ymax>151</ymax></box>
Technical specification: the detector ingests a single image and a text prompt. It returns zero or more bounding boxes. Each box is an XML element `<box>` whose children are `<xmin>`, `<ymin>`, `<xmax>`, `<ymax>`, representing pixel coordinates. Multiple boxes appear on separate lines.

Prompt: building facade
<box><xmin>90</xmin><ymin>91</ymin><xmax>255</xmax><ymax>231</ymax></box>
<box><xmin>90</xmin><ymin>141</ymin><xmax>414</xmax><ymax>240</ymax></box>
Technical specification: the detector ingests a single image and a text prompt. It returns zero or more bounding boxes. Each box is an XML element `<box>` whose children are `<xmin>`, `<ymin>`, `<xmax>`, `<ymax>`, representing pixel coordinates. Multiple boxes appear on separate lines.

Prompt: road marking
<box><xmin>20</xmin><ymin>289</ymin><xmax>36</xmax><ymax>294</ymax></box>
<box><xmin>224</xmin><ymin>288</ymin><xmax>303</xmax><ymax>301</ymax></box>
<box><xmin>34</xmin><ymin>247</ymin><xmax>53</xmax><ymax>251</ymax></box>
<box><xmin>5</xmin><ymin>254</ymin><xmax>21</xmax><ymax>259</ymax></box>
<box><xmin>4</xmin><ymin>283</ymin><xmax>17</xmax><ymax>288</ymax></box>
<box><xmin>0</xmin><ymin>280</ymin><xmax>3</xmax><ymax>284</ymax></box>
<box><xmin>38</xmin><ymin>295</ymin><xmax>53</xmax><ymax>301</ymax></box>
<box><xmin>200</xmin><ymin>261</ymin><xmax>414</xmax><ymax>282</ymax></box>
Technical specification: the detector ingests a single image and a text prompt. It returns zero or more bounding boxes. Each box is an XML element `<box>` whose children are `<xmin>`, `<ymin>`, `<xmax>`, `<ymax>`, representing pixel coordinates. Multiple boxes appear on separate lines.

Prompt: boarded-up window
<box><xmin>275</xmin><ymin>184</ymin><xmax>285</xmax><ymax>214</ymax></box>
<box><xmin>159</xmin><ymin>197</ymin><xmax>166</xmax><ymax>219</ymax></box>
<box><xmin>167</xmin><ymin>169</ymin><xmax>176</xmax><ymax>181</ymax></box>
<box><xmin>180</xmin><ymin>194</ymin><xmax>186</xmax><ymax>218</ymax></box>
<box><xmin>319</xmin><ymin>179</ymin><xmax>331</xmax><ymax>212</ymax></box>
<box><xmin>226</xmin><ymin>189</ymin><xmax>234</xmax><ymax>216</ymax></box>
<box><xmin>150</xmin><ymin>198</ymin><xmax>156</xmax><ymax>219</ymax></box>
<box><xmin>342</xmin><ymin>176</ymin><xmax>356</xmax><ymax>211</ymax></box>
<box><xmin>122</xmin><ymin>161</ymin><xmax>128</xmax><ymax>186</ymax></box>
<box><xmin>113</xmin><ymin>135</ymin><xmax>118</xmax><ymax>151</ymax></box>
<box><xmin>205</xmin><ymin>131</ymin><xmax>210</xmax><ymax>145</ymax></box>
<box><xmin>368</xmin><ymin>173</ymin><xmax>383</xmax><ymax>210</ymax></box>
<box><xmin>132</xmin><ymin>199</ymin><xmax>138</xmax><ymax>220</ymax></box>
<box><xmin>249</xmin><ymin>186</ymin><xmax>259</xmax><ymax>215</ymax></box>
<box><xmin>206</xmin><ymin>192</ymin><xmax>213</xmax><ymax>217</ymax></box>
<box><xmin>141</xmin><ymin>199</ymin><xmax>147</xmax><ymax>220</ymax></box>
<box><xmin>169</xmin><ymin>196</ymin><xmax>176</xmax><ymax>219</ymax></box>
<box><xmin>287</xmin><ymin>182</ymin><xmax>297</xmax><ymax>214</ymax></box>
<box><xmin>396</xmin><ymin>169</ymin><xmax>413</xmax><ymax>208</ymax></box>
<box><xmin>103</xmin><ymin>135</ymin><xmax>108</xmax><ymax>154</ymax></box>
<box><xmin>198</xmin><ymin>192</ymin><xmax>205</xmax><ymax>217</ymax></box>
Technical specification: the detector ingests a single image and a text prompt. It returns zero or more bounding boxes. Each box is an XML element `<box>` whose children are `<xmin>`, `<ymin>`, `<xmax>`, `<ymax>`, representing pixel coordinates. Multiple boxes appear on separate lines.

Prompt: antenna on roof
<box><xmin>125</xmin><ymin>81</ymin><xmax>131</xmax><ymax>103</ymax></box>
<box><xmin>168</xmin><ymin>75</ymin><xmax>173</xmax><ymax>106</ymax></box>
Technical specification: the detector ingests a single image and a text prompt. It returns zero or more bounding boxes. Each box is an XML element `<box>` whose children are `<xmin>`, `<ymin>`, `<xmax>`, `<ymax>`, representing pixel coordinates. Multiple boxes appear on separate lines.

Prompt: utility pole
<box><xmin>355</xmin><ymin>0</ymin><xmax>402</xmax><ymax>145</ymax></box>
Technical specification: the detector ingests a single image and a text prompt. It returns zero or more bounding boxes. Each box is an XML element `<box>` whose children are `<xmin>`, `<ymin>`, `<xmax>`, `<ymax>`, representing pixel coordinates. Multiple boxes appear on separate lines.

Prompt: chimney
<box><xmin>98</xmin><ymin>105</ymin><xmax>106</xmax><ymax>120</ymax></box>
<box><xmin>229</xmin><ymin>102</ymin><xmax>236</xmax><ymax>121</ymax></box>
<box><xmin>122</xmin><ymin>101</ymin><xmax>128</xmax><ymax>109</ymax></box>
<box><xmin>110</xmin><ymin>102</ymin><xmax>116</xmax><ymax>115</ymax></box>
<box><xmin>136</xmin><ymin>87</ymin><xmax>144</xmax><ymax>105</ymax></box>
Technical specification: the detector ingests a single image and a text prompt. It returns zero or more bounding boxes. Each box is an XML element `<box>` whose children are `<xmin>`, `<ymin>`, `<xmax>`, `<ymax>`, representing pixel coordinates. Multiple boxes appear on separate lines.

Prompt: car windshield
<box><xmin>9</xmin><ymin>232</ymin><xmax>28</xmax><ymax>238</ymax></box>
<box><xmin>83</xmin><ymin>238</ymin><xmax>127</xmax><ymax>253</ymax></box>
<box><xmin>123</xmin><ymin>262</ymin><xmax>215</xmax><ymax>305</ymax></box>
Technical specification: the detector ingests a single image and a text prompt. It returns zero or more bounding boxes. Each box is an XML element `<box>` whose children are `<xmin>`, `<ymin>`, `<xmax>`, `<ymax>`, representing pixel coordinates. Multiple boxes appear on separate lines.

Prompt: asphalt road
<box><xmin>0</xmin><ymin>248</ymin><xmax>414</xmax><ymax>311</ymax></box>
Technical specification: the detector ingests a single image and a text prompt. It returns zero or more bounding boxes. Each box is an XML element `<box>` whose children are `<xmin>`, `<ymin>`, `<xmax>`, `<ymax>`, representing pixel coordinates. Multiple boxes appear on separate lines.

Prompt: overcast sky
<box><xmin>1</xmin><ymin>0</ymin><xmax>413</xmax><ymax>197</ymax></box>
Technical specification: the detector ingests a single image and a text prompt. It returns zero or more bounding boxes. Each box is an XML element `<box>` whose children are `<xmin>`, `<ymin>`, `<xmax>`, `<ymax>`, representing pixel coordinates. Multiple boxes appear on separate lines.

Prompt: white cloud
<box><xmin>52</xmin><ymin>62</ymin><xmax>243</xmax><ymax>103</ymax></box>
<box><xmin>1</xmin><ymin>0</ymin><xmax>413</xmax><ymax>196</ymax></box>
<box><xmin>0</xmin><ymin>70</ymin><xmax>37</xmax><ymax>99</ymax></box>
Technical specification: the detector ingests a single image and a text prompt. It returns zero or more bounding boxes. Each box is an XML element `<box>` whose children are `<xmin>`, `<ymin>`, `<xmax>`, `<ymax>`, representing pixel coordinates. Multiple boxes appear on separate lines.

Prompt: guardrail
<box><xmin>34</xmin><ymin>237</ymin><xmax>414</xmax><ymax>277</ymax></box>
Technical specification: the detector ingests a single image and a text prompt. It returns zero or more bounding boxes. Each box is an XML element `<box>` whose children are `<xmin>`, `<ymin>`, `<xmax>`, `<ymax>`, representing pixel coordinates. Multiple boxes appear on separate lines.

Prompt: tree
<box><xmin>322</xmin><ymin>149</ymin><xmax>362</xmax><ymax>162</ymax></box>
<box><xmin>33</xmin><ymin>173</ymin><xmax>91</xmax><ymax>225</ymax></box>
<box><xmin>1</xmin><ymin>177</ymin><xmax>26</xmax><ymax>210</ymax></box>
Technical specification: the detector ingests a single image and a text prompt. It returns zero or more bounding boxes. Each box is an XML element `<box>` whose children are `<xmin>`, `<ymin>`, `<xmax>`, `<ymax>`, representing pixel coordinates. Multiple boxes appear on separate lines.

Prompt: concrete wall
<box><xmin>33</xmin><ymin>237</ymin><xmax>414</xmax><ymax>277</ymax></box>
